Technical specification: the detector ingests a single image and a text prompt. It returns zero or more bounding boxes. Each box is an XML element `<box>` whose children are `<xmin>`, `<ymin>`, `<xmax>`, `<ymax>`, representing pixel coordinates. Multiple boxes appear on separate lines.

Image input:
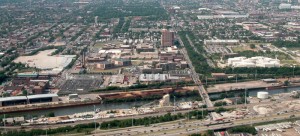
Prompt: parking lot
<box><xmin>256</xmin><ymin>121</ymin><xmax>300</xmax><ymax>136</ymax></box>
<box><xmin>204</xmin><ymin>45</ymin><xmax>232</xmax><ymax>54</ymax></box>
<box><xmin>59</xmin><ymin>74</ymin><xmax>103</xmax><ymax>94</ymax></box>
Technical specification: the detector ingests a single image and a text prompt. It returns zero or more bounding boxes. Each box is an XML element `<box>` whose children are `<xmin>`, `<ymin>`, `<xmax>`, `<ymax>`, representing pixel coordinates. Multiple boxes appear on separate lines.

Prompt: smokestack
<box><xmin>82</xmin><ymin>51</ymin><xmax>85</xmax><ymax>68</ymax></box>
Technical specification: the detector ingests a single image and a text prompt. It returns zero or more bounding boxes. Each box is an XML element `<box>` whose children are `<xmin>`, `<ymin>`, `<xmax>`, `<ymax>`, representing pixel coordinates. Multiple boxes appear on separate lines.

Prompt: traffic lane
<box><xmin>95</xmin><ymin>111</ymin><xmax>300</xmax><ymax>136</ymax></box>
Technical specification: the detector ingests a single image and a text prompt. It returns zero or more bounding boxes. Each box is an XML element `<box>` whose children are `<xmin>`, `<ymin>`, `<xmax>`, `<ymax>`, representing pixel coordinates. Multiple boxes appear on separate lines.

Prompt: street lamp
<box><xmin>244</xmin><ymin>88</ymin><xmax>247</xmax><ymax>109</ymax></box>
<box><xmin>291</xmin><ymin>65</ymin><xmax>296</xmax><ymax>77</ymax></box>
<box><xmin>93</xmin><ymin>105</ymin><xmax>97</xmax><ymax>133</ymax></box>
<box><xmin>173</xmin><ymin>96</ymin><xmax>176</xmax><ymax>114</ymax></box>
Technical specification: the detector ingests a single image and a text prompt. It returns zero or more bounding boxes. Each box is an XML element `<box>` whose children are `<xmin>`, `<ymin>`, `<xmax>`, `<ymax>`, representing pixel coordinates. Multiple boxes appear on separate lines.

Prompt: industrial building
<box><xmin>139</xmin><ymin>74</ymin><xmax>180</xmax><ymax>82</ymax></box>
<box><xmin>227</xmin><ymin>56</ymin><xmax>280</xmax><ymax>68</ymax></box>
<box><xmin>279</xmin><ymin>3</ymin><xmax>292</xmax><ymax>9</ymax></box>
<box><xmin>96</xmin><ymin>61</ymin><xmax>113</xmax><ymax>70</ymax></box>
<box><xmin>136</xmin><ymin>43</ymin><xmax>155</xmax><ymax>53</ymax></box>
<box><xmin>197</xmin><ymin>14</ymin><xmax>249</xmax><ymax>19</ymax></box>
<box><xmin>0</xmin><ymin>94</ymin><xmax>59</xmax><ymax>107</ymax></box>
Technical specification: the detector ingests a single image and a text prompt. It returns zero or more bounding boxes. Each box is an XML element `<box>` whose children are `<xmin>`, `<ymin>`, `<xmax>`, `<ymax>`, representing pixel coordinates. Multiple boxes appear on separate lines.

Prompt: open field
<box><xmin>14</xmin><ymin>49</ymin><xmax>76</xmax><ymax>69</ymax></box>
<box><xmin>207</xmin><ymin>80</ymin><xmax>281</xmax><ymax>93</ymax></box>
<box><xmin>231</xmin><ymin>44</ymin><xmax>259</xmax><ymax>52</ymax></box>
<box><xmin>253</xmin><ymin>99</ymin><xmax>300</xmax><ymax>115</ymax></box>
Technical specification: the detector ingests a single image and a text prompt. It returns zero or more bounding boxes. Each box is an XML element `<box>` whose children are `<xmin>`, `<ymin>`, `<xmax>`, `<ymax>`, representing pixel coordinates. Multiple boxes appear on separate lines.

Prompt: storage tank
<box><xmin>257</xmin><ymin>91</ymin><xmax>269</xmax><ymax>99</ymax></box>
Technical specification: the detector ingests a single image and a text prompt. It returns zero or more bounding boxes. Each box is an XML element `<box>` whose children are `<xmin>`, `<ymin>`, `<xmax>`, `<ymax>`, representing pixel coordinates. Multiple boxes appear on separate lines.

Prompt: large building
<box><xmin>139</xmin><ymin>74</ymin><xmax>180</xmax><ymax>82</ymax></box>
<box><xmin>227</xmin><ymin>56</ymin><xmax>280</xmax><ymax>68</ymax></box>
<box><xmin>279</xmin><ymin>3</ymin><xmax>292</xmax><ymax>9</ymax></box>
<box><xmin>0</xmin><ymin>94</ymin><xmax>59</xmax><ymax>107</ymax></box>
<box><xmin>161</xmin><ymin>29</ymin><xmax>174</xmax><ymax>47</ymax></box>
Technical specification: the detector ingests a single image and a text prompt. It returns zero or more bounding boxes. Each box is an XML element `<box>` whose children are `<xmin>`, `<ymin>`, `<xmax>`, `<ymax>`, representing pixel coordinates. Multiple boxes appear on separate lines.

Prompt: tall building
<box><xmin>161</xmin><ymin>29</ymin><xmax>174</xmax><ymax>47</ymax></box>
<box><xmin>94</xmin><ymin>16</ymin><xmax>98</xmax><ymax>27</ymax></box>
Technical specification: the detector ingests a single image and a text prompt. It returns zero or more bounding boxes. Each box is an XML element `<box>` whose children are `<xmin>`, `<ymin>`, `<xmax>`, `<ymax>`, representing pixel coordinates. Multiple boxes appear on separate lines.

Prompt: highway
<box><xmin>90</xmin><ymin>109</ymin><xmax>300</xmax><ymax>136</ymax></box>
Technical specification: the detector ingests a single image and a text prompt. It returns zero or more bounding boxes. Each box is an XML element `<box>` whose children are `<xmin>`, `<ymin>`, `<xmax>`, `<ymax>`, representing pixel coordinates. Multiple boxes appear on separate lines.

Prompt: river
<box><xmin>9</xmin><ymin>97</ymin><xmax>195</xmax><ymax>118</ymax></box>
<box><xmin>11</xmin><ymin>86</ymin><xmax>299</xmax><ymax>118</ymax></box>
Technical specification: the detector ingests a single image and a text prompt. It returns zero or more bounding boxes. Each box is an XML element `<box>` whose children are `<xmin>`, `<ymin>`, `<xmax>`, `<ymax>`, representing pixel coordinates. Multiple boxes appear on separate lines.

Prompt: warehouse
<box><xmin>27</xmin><ymin>94</ymin><xmax>59</xmax><ymax>104</ymax></box>
<box><xmin>227</xmin><ymin>56</ymin><xmax>280</xmax><ymax>68</ymax></box>
<box><xmin>139</xmin><ymin>74</ymin><xmax>180</xmax><ymax>82</ymax></box>
<box><xmin>0</xmin><ymin>94</ymin><xmax>59</xmax><ymax>107</ymax></box>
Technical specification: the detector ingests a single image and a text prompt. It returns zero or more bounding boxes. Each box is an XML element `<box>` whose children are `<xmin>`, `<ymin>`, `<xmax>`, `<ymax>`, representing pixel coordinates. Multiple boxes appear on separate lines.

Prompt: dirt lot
<box><xmin>259</xmin><ymin>128</ymin><xmax>299</xmax><ymax>136</ymax></box>
<box><xmin>14</xmin><ymin>49</ymin><xmax>76</xmax><ymax>69</ymax></box>
<box><xmin>207</xmin><ymin>80</ymin><xmax>280</xmax><ymax>93</ymax></box>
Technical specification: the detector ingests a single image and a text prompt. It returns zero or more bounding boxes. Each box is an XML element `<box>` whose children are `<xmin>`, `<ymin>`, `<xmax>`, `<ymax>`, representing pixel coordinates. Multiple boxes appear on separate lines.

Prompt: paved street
<box><xmin>90</xmin><ymin>110</ymin><xmax>300</xmax><ymax>136</ymax></box>
<box><xmin>177</xmin><ymin>34</ymin><xmax>214</xmax><ymax>108</ymax></box>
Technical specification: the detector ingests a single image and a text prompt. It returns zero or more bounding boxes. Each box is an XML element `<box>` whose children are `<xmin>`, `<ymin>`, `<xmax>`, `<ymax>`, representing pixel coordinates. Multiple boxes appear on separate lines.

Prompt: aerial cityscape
<box><xmin>1</xmin><ymin>0</ymin><xmax>300</xmax><ymax>136</ymax></box>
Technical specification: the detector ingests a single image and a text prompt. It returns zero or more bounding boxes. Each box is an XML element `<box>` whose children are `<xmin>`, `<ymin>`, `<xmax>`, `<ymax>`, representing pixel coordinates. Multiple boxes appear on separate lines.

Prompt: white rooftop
<box><xmin>27</xmin><ymin>94</ymin><xmax>58</xmax><ymax>99</ymax></box>
<box><xmin>0</xmin><ymin>96</ymin><xmax>27</xmax><ymax>102</ymax></box>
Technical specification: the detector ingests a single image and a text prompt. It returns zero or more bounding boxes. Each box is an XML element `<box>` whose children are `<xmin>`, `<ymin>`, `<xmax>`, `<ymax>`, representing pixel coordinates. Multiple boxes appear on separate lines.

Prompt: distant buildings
<box><xmin>279</xmin><ymin>3</ymin><xmax>292</xmax><ymax>9</ymax></box>
<box><xmin>204</xmin><ymin>39</ymin><xmax>240</xmax><ymax>46</ymax></box>
<box><xmin>279</xmin><ymin>3</ymin><xmax>300</xmax><ymax>9</ymax></box>
<box><xmin>197</xmin><ymin>14</ymin><xmax>249</xmax><ymax>19</ymax></box>
<box><xmin>161</xmin><ymin>29</ymin><xmax>174</xmax><ymax>47</ymax></box>
<box><xmin>96</xmin><ymin>61</ymin><xmax>113</xmax><ymax>70</ymax></box>
<box><xmin>136</xmin><ymin>43</ymin><xmax>155</xmax><ymax>53</ymax></box>
<box><xmin>139</xmin><ymin>74</ymin><xmax>180</xmax><ymax>82</ymax></box>
<box><xmin>227</xmin><ymin>56</ymin><xmax>280</xmax><ymax>68</ymax></box>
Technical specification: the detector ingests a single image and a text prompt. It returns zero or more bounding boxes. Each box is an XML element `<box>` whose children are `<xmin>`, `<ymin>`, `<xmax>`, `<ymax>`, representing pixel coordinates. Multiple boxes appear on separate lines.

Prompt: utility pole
<box><xmin>132</xmin><ymin>108</ymin><xmax>134</xmax><ymax>127</ymax></box>
<box><xmin>251</xmin><ymin>113</ymin><xmax>253</xmax><ymax>126</ymax></box>
<box><xmin>173</xmin><ymin>96</ymin><xmax>176</xmax><ymax>114</ymax></box>
<box><xmin>235</xmin><ymin>96</ymin><xmax>237</xmax><ymax>109</ymax></box>
<box><xmin>187</xmin><ymin>111</ymin><xmax>190</xmax><ymax>122</ymax></box>
<box><xmin>244</xmin><ymin>88</ymin><xmax>247</xmax><ymax>108</ymax></box>
<box><xmin>132</xmin><ymin>99</ymin><xmax>136</xmax><ymax>127</ymax></box>
<box><xmin>202</xmin><ymin>105</ymin><xmax>204</xmax><ymax>118</ymax></box>
<box><xmin>292</xmin><ymin>65</ymin><xmax>295</xmax><ymax>77</ymax></box>
<box><xmin>4</xmin><ymin>114</ymin><xmax>6</xmax><ymax>134</ymax></box>
<box><xmin>94</xmin><ymin>105</ymin><xmax>97</xmax><ymax>132</ymax></box>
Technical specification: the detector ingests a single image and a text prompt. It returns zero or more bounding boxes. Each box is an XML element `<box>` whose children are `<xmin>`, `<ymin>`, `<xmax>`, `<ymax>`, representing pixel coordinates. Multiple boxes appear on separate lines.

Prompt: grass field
<box><xmin>231</xmin><ymin>44</ymin><xmax>259</xmax><ymax>52</ymax></box>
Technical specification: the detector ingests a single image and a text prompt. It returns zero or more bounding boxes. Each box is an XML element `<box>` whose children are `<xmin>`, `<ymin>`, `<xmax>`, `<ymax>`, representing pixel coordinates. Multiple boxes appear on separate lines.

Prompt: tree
<box><xmin>206</xmin><ymin>130</ymin><xmax>214</xmax><ymax>136</ymax></box>
<box><xmin>22</xmin><ymin>90</ymin><xmax>28</xmax><ymax>96</ymax></box>
<box><xmin>250</xmin><ymin>44</ymin><xmax>255</xmax><ymax>49</ymax></box>
<box><xmin>228</xmin><ymin>125</ymin><xmax>257</xmax><ymax>135</ymax></box>
<box><xmin>47</xmin><ymin>112</ymin><xmax>55</xmax><ymax>117</ymax></box>
<box><xmin>0</xmin><ymin>72</ymin><xmax>6</xmax><ymax>84</ymax></box>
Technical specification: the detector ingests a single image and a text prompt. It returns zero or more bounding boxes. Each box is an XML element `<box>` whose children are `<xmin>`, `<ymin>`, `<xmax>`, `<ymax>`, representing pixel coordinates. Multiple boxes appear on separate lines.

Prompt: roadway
<box><xmin>90</xmin><ymin>109</ymin><xmax>300</xmax><ymax>136</ymax></box>
<box><xmin>177</xmin><ymin>34</ymin><xmax>214</xmax><ymax>108</ymax></box>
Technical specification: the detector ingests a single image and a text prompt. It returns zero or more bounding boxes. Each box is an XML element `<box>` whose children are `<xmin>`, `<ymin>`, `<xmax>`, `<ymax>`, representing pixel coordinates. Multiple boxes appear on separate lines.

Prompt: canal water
<box><xmin>11</xmin><ymin>86</ymin><xmax>300</xmax><ymax>118</ymax></box>
<box><xmin>10</xmin><ymin>97</ymin><xmax>194</xmax><ymax>117</ymax></box>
